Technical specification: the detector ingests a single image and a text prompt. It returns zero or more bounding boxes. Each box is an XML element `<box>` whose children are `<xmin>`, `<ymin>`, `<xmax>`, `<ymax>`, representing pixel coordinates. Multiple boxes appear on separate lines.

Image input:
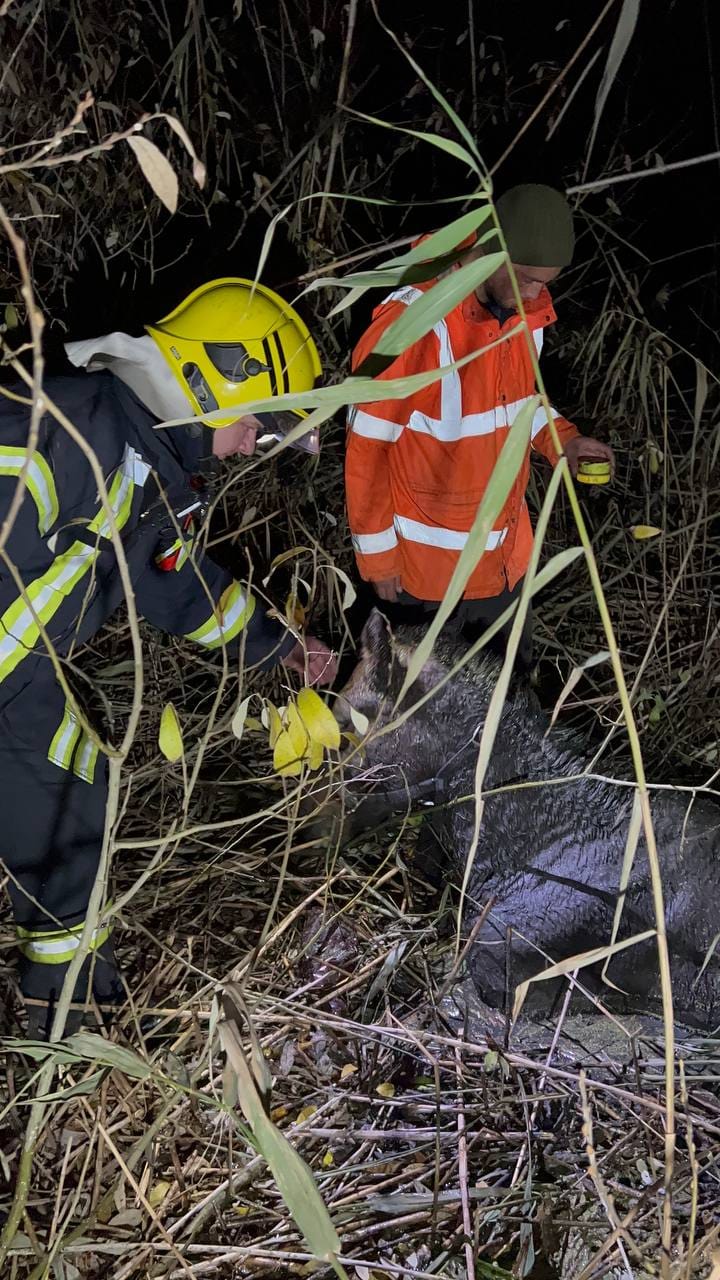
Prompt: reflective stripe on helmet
<box><xmin>184</xmin><ymin>581</ymin><xmax>256</xmax><ymax>649</ymax></box>
<box><xmin>0</xmin><ymin>446</ymin><xmax>59</xmax><ymax>535</ymax></box>
<box><xmin>17</xmin><ymin>908</ymin><xmax>113</xmax><ymax>966</ymax></box>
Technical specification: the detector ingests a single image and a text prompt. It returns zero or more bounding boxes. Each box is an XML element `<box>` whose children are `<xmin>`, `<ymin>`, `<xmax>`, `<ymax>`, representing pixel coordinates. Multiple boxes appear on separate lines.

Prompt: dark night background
<box><xmin>1</xmin><ymin>0</ymin><xmax>716</xmax><ymax>369</ymax></box>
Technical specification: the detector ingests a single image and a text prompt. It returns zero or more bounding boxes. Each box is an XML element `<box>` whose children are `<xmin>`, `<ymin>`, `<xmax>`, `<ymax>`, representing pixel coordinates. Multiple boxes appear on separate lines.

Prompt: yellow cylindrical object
<box><xmin>577</xmin><ymin>460</ymin><xmax>611</xmax><ymax>486</ymax></box>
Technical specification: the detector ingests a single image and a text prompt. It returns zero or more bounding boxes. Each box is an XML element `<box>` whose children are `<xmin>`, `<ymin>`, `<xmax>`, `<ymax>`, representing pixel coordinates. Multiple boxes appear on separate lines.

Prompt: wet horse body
<box><xmin>336</xmin><ymin>614</ymin><xmax>720</xmax><ymax>1026</ymax></box>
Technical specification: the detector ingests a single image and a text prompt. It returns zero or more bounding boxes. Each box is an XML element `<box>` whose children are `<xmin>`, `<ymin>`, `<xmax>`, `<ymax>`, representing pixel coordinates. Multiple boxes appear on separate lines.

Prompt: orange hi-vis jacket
<box><xmin>345</xmin><ymin>282</ymin><xmax>580</xmax><ymax>601</ymax></box>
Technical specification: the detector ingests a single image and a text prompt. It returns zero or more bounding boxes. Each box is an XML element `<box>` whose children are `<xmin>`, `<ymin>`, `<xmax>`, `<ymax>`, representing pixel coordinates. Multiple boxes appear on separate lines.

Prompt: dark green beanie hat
<box><xmin>493</xmin><ymin>183</ymin><xmax>575</xmax><ymax>268</ymax></box>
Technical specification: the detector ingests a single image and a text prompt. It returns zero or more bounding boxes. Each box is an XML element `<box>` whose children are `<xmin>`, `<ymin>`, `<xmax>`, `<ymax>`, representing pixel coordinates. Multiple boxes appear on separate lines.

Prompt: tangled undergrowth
<box><xmin>2</xmin><ymin>308</ymin><xmax>719</xmax><ymax>1276</ymax></box>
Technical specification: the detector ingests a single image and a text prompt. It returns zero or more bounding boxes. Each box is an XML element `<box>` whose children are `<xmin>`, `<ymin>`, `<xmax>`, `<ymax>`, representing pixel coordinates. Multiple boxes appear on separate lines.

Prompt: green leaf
<box><xmin>396</xmin><ymin>394</ymin><xmax>539</xmax><ymax>704</ymax></box>
<box><xmin>159</xmin><ymin>703</ymin><xmax>184</xmax><ymax>763</ymax></box>
<box><xmin>219</xmin><ymin>1017</ymin><xmax>346</xmax><ymax>1275</ymax></box>
<box><xmin>548</xmin><ymin>649</ymin><xmax>611</xmax><ymax>729</ymax></box>
<box><xmin>601</xmin><ymin>790</ymin><xmax>644</xmax><ymax>991</ymax></box>
<box><xmin>34</xmin><ymin>1070</ymin><xmax>105</xmax><ymax>1102</ymax></box>
<box><xmin>373</xmin><ymin>252</ymin><xmax>507</xmax><ymax>357</ymax></box>
<box><xmin>588</xmin><ymin>0</ymin><xmax>641</xmax><ymax>163</ymax></box>
<box><xmin>64</xmin><ymin>1033</ymin><xmax>153</xmax><ymax>1080</ymax></box>
<box><xmin>184</xmin><ymin>340</ymin><xmax>501</xmax><ymax>429</ymax></box>
<box><xmin>349</xmin><ymin>108</ymin><xmax>481</xmax><ymax>173</ymax></box>
<box><xmin>231</xmin><ymin>695</ymin><xmax>252</xmax><ymax>741</ymax></box>
<box><xmin>348</xmin><ymin>706</ymin><xmax>369</xmax><ymax>735</ymax></box>
<box><xmin>321</xmin><ymin>203</ymin><xmax>493</xmax><ymax>317</ymax></box>
<box><xmin>329</xmin><ymin>565</ymin><xmax>356</xmax><ymax>610</ymax></box>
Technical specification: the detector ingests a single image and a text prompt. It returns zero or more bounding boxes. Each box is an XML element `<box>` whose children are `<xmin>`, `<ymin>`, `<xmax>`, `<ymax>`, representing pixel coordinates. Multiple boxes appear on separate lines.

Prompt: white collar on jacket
<box><xmin>64</xmin><ymin>332</ymin><xmax>193</xmax><ymax>424</ymax></box>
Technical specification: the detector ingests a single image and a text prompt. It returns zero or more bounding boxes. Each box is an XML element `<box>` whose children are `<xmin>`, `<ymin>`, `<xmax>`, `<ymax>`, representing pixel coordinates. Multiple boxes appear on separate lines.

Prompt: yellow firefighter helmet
<box><xmin>146</xmin><ymin>277</ymin><xmax>321</xmax><ymax>428</ymax></box>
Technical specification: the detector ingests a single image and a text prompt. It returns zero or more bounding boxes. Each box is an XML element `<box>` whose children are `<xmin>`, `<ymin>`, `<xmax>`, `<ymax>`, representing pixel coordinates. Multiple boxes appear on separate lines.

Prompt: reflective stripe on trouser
<box><xmin>184</xmin><ymin>580</ymin><xmax>256</xmax><ymax>648</ymax></box>
<box><xmin>47</xmin><ymin>701</ymin><xmax>100</xmax><ymax>784</ymax></box>
<box><xmin>1</xmin><ymin>664</ymin><xmax>109</xmax><ymax>957</ymax></box>
<box><xmin>17</xmin><ymin>906</ymin><xmax>113</xmax><ymax>965</ymax></box>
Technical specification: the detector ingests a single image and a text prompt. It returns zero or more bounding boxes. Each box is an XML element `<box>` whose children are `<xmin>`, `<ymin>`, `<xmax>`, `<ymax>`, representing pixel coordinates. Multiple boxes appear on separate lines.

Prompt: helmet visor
<box><xmin>254</xmin><ymin>411</ymin><xmax>320</xmax><ymax>455</ymax></box>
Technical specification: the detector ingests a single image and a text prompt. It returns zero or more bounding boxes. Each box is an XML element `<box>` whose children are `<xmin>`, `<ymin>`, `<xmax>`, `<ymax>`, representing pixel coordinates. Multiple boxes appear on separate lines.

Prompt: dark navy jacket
<box><xmin>0</xmin><ymin>371</ymin><xmax>291</xmax><ymax>700</ymax></box>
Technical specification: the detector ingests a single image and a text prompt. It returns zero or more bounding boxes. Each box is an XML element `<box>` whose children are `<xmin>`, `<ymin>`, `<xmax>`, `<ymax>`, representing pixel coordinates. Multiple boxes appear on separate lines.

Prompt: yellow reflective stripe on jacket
<box><xmin>73</xmin><ymin>732</ymin><xmax>99</xmax><ymax>784</ymax></box>
<box><xmin>0</xmin><ymin>540</ymin><xmax>97</xmax><ymax>683</ymax></box>
<box><xmin>0</xmin><ymin>444</ymin><xmax>151</xmax><ymax>685</ymax></box>
<box><xmin>0</xmin><ymin>446</ymin><xmax>59</xmax><ymax>535</ymax></box>
<box><xmin>48</xmin><ymin>702</ymin><xmax>82</xmax><ymax>770</ymax></box>
<box><xmin>17</xmin><ymin>906</ymin><xmax>113</xmax><ymax>966</ymax></box>
<box><xmin>184</xmin><ymin>582</ymin><xmax>256</xmax><ymax>650</ymax></box>
<box><xmin>88</xmin><ymin>445</ymin><xmax>151</xmax><ymax>539</ymax></box>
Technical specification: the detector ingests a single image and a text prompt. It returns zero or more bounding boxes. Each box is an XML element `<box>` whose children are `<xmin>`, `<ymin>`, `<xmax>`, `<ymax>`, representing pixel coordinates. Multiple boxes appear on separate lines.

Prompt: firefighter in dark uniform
<box><xmin>0</xmin><ymin>277</ymin><xmax>336</xmax><ymax>1036</ymax></box>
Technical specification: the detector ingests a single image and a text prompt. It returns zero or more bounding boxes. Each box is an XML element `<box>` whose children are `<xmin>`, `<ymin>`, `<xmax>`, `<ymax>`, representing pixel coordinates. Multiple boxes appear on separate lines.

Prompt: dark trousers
<box><xmin>0</xmin><ymin>658</ymin><xmax>110</xmax><ymax>1000</ymax></box>
<box><xmin>380</xmin><ymin>579</ymin><xmax>533</xmax><ymax>672</ymax></box>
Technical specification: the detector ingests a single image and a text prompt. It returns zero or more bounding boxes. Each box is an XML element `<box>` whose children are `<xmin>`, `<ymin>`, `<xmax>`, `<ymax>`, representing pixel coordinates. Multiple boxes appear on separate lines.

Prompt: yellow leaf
<box><xmin>285</xmin><ymin>701</ymin><xmax>310</xmax><ymax>757</ymax></box>
<box><xmin>296</xmin><ymin>1105</ymin><xmax>317</xmax><ymax>1124</ymax></box>
<box><xmin>147</xmin><ymin>1179</ymin><xmax>172</xmax><ymax>1208</ymax></box>
<box><xmin>270</xmin><ymin>1105</ymin><xmax>288</xmax><ymax>1121</ymax></box>
<box><xmin>340</xmin><ymin>1063</ymin><xmax>357</xmax><ymax>1080</ymax></box>
<box><xmin>297</xmin><ymin>687</ymin><xmax>341</xmax><ymax>750</ymax></box>
<box><xmin>218</xmin><ymin>582</ymin><xmax>237</xmax><ymax>623</ymax></box>
<box><xmin>273</xmin><ymin>729</ymin><xmax>303</xmax><ymax>777</ymax></box>
<box><xmin>285</xmin><ymin>591</ymin><xmax>306</xmax><ymax>628</ymax></box>
<box><xmin>375</xmin><ymin>1082</ymin><xmax>395</xmax><ymax>1099</ymax></box>
<box><xmin>233</xmin><ymin>1205</ymin><xmax>251</xmax><ymax>1217</ymax></box>
<box><xmin>306</xmin><ymin>738</ymin><xmax>325</xmax><ymax>771</ymax></box>
<box><xmin>630</xmin><ymin>524</ymin><xmax>662</xmax><ymax>540</ymax></box>
<box><xmin>322</xmin><ymin>1150</ymin><xmax>334</xmax><ymax>1167</ymax></box>
<box><xmin>266</xmin><ymin>703</ymin><xmax>283</xmax><ymax>748</ymax></box>
<box><xmin>159</xmin><ymin>704</ymin><xmax>183</xmax><ymax>763</ymax></box>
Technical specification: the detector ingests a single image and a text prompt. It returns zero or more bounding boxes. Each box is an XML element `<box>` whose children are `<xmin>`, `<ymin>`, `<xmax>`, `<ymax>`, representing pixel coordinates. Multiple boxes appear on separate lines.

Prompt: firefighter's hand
<box><xmin>285</xmin><ymin>636</ymin><xmax>337</xmax><ymax>686</ymax></box>
<box><xmin>564</xmin><ymin>435</ymin><xmax>615</xmax><ymax>478</ymax></box>
<box><xmin>373</xmin><ymin>576</ymin><xmax>402</xmax><ymax>603</ymax></box>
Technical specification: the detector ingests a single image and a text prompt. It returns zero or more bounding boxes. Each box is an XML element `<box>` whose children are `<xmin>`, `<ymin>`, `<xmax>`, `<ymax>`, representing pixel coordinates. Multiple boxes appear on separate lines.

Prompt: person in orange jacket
<box><xmin>345</xmin><ymin>184</ymin><xmax>614</xmax><ymax>668</ymax></box>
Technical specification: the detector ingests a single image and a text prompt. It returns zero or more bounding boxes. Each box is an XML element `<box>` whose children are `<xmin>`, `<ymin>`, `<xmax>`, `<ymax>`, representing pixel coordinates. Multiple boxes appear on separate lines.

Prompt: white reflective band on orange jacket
<box><xmin>345</xmin><ymin>279</ymin><xmax>580</xmax><ymax>602</ymax></box>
